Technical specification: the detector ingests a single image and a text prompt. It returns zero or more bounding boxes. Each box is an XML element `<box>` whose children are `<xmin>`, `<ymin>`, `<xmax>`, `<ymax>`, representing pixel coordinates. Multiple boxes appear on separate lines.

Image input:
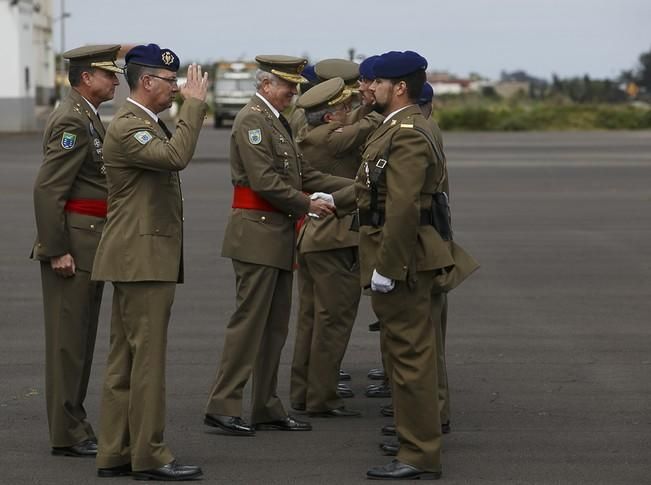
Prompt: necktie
<box><xmin>157</xmin><ymin>118</ymin><xmax>173</xmax><ymax>139</ymax></box>
<box><xmin>278</xmin><ymin>114</ymin><xmax>293</xmax><ymax>140</ymax></box>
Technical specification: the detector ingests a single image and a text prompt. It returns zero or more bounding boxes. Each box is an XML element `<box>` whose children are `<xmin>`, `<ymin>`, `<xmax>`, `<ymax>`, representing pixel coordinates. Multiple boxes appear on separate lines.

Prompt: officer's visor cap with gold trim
<box><xmin>297</xmin><ymin>77</ymin><xmax>352</xmax><ymax>110</ymax></box>
<box><xmin>63</xmin><ymin>44</ymin><xmax>124</xmax><ymax>74</ymax></box>
<box><xmin>315</xmin><ymin>58</ymin><xmax>360</xmax><ymax>90</ymax></box>
<box><xmin>255</xmin><ymin>55</ymin><xmax>308</xmax><ymax>84</ymax></box>
<box><xmin>126</xmin><ymin>43</ymin><xmax>180</xmax><ymax>72</ymax></box>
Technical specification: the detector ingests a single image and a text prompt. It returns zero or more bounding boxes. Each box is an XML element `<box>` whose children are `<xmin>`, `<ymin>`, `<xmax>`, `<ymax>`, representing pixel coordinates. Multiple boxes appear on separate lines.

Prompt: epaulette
<box><xmin>124</xmin><ymin>113</ymin><xmax>153</xmax><ymax>127</ymax></box>
<box><xmin>250</xmin><ymin>105</ymin><xmax>263</xmax><ymax>113</ymax></box>
<box><xmin>400</xmin><ymin>116</ymin><xmax>414</xmax><ymax>129</ymax></box>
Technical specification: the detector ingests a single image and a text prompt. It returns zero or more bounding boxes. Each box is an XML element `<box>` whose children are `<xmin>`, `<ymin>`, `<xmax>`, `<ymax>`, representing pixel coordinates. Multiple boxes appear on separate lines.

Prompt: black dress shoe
<box><xmin>132</xmin><ymin>461</ymin><xmax>202</xmax><ymax>481</ymax></box>
<box><xmin>51</xmin><ymin>438</ymin><xmax>97</xmax><ymax>457</ymax></box>
<box><xmin>367</xmin><ymin>367</ymin><xmax>386</xmax><ymax>380</ymax></box>
<box><xmin>308</xmin><ymin>407</ymin><xmax>361</xmax><ymax>417</ymax></box>
<box><xmin>255</xmin><ymin>415</ymin><xmax>312</xmax><ymax>431</ymax></box>
<box><xmin>367</xmin><ymin>460</ymin><xmax>441</xmax><ymax>480</ymax></box>
<box><xmin>339</xmin><ymin>369</ymin><xmax>351</xmax><ymax>381</ymax></box>
<box><xmin>380</xmin><ymin>404</ymin><xmax>393</xmax><ymax>417</ymax></box>
<box><xmin>97</xmin><ymin>463</ymin><xmax>132</xmax><ymax>477</ymax></box>
<box><xmin>379</xmin><ymin>440</ymin><xmax>398</xmax><ymax>456</ymax></box>
<box><xmin>204</xmin><ymin>413</ymin><xmax>255</xmax><ymax>436</ymax></box>
<box><xmin>441</xmin><ymin>421</ymin><xmax>451</xmax><ymax>434</ymax></box>
<box><xmin>368</xmin><ymin>320</ymin><xmax>381</xmax><ymax>332</ymax></box>
<box><xmin>337</xmin><ymin>383</ymin><xmax>354</xmax><ymax>398</ymax></box>
<box><xmin>366</xmin><ymin>383</ymin><xmax>391</xmax><ymax>398</ymax></box>
<box><xmin>381</xmin><ymin>424</ymin><xmax>396</xmax><ymax>436</ymax></box>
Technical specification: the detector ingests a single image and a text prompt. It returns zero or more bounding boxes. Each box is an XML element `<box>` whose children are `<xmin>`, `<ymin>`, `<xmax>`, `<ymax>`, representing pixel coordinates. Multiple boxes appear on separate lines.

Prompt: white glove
<box><xmin>371</xmin><ymin>269</ymin><xmax>395</xmax><ymax>293</ymax></box>
<box><xmin>308</xmin><ymin>192</ymin><xmax>335</xmax><ymax>219</ymax></box>
<box><xmin>310</xmin><ymin>192</ymin><xmax>334</xmax><ymax>205</ymax></box>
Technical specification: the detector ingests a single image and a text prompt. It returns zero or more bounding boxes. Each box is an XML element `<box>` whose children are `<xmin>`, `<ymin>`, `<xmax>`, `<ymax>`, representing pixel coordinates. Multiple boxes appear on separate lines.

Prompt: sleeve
<box><xmin>235</xmin><ymin>112</ymin><xmax>311</xmax><ymax>216</ymax></box>
<box><xmin>114</xmin><ymin>98</ymin><xmax>207</xmax><ymax>172</ymax></box>
<box><xmin>326</xmin><ymin>112</ymin><xmax>383</xmax><ymax>159</ymax></box>
<box><xmin>33</xmin><ymin>114</ymin><xmax>89</xmax><ymax>257</ymax></box>
<box><xmin>376</xmin><ymin>128</ymin><xmax>433</xmax><ymax>281</ymax></box>
<box><xmin>301</xmin><ymin>159</ymin><xmax>353</xmax><ymax>194</ymax></box>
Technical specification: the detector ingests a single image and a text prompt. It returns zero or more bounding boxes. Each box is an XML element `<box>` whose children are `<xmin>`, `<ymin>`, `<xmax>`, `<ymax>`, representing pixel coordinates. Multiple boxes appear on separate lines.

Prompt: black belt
<box><xmin>358</xmin><ymin>209</ymin><xmax>432</xmax><ymax>227</ymax></box>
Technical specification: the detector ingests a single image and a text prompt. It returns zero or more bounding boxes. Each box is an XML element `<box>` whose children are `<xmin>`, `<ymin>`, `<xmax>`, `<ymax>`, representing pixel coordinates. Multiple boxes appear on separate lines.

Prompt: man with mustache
<box><xmin>91</xmin><ymin>43</ymin><xmax>208</xmax><ymax>481</ymax></box>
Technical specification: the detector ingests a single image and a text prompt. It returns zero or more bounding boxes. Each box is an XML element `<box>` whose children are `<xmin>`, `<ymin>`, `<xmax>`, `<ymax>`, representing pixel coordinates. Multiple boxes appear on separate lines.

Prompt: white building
<box><xmin>1</xmin><ymin>0</ymin><xmax>54</xmax><ymax>132</ymax></box>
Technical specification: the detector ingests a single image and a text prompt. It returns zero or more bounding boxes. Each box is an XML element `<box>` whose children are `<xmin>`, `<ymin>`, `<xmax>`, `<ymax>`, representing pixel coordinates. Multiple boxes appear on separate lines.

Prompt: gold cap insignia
<box><xmin>162</xmin><ymin>51</ymin><xmax>175</xmax><ymax>66</ymax></box>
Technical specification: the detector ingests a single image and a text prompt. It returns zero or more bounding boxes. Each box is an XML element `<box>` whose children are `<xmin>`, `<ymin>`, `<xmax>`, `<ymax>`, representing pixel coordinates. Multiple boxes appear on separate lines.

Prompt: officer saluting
<box><xmin>343</xmin><ymin>50</ymin><xmax>476</xmax><ymax>480</ymax></box>
<box><xmin>32</xmin><ymin>44</ymin><xmax>122</xmax><ymax>458</ymax></box>
<box><xmin>91</xmin><ymin>44</ymin><xmax>208</xmax><ymax>481</ymax></box>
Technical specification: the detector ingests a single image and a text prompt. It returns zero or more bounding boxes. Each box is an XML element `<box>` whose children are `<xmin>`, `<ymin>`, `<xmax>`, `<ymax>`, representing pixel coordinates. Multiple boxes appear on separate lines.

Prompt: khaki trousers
<box><xmin>290</xmin><ymin>248</ymin><xmax>361</xmax><ymax>412</ymax></box>
<box><xmin>381</xmin><ymin>291</ymin><xmax>450</xmax><ymax>423</ymax></box>
<box><xmin>205</xmin><ymin>260</ymin><xmax>292</xmax><ymax>424</ymax></box>
<box><xmin>372</xmin><ymin>271</ymin><xmax>442</xmax><ymax>472</ymax></box>
<box><xmin>96</xmin><ymin>281</ymin><xmax>176</xmax><ymax>472</ymax></box>
<box><xmin>436</xmin><ymin>294</ymin><xmax>450</xmax><ymax>423</ymax></box>
<box><xmin>40</xmin><ymin>263</ymin><xmax>103</xmax><ymax>447</ymax></box>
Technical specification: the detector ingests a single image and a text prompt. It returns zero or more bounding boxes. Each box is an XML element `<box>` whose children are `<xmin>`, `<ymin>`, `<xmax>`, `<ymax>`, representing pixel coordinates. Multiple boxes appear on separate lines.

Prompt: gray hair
<box><xmin>305</xmin><ymin>106</ymin><xmax>338</xmax><ymax>127</ymax></box>
<box><xmin>255</xmin><ymin>69</ymin><xmax>279</xmax><ymax>90</ymax></box>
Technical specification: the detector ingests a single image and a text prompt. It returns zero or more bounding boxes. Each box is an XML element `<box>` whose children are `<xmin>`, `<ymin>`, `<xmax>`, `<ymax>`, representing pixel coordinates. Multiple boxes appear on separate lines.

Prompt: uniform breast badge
<box><xmin>61</xmin><ymin>132</ymin><xmax>77</xmax><ymax>150</ymax></box>
<box><xmin>134</xmin><ymin>131</ymin><xmax>153</xmax><ymax>145</ymax></box>
<box><xmin>248</xmin><ymin>129</ymin><xmax>262</xmax><ymax>145</ymax></box>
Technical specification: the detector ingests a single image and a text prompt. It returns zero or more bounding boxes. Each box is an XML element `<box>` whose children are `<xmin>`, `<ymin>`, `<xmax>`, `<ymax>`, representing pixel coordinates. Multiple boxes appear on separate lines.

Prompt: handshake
<box><xmin>308</xmin><ymin>192</ymin><xmax>336</xmax><ymax>219</ymax></box>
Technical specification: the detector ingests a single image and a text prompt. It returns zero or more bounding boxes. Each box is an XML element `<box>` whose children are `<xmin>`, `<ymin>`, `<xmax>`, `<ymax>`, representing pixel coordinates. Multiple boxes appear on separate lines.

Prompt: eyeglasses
<box><xmin>146</xmin><ymin>73</ymin><xmax>178</xmax><ymax>85</ymax></box>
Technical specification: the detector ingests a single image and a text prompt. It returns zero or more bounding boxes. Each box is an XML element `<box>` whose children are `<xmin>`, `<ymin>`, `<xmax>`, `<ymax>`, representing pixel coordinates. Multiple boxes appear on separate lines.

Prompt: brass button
<box><xmin>155</xmin><ymin>228</ymin><xmax>160</xmax><ymax>233</ymax></box>
<box><xmin>90</xmin><ymin>224</ymin><xmax>95</xmax><ymax>229</ymax></box>
<box><xmin>261</xmin><ymin>216</ymin><xmax>266</xmax><ymax>222</ymax></box>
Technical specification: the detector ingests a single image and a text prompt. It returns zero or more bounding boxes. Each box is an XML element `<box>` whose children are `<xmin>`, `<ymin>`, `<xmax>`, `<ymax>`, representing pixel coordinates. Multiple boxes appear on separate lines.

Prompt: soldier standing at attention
<box><xmin>91</xmin><ymin>44</ymin><xmax>208</xmax><ymax>481</ymax></box>
<box><xmin>289</xmin><ymin>78</ymin><xmax>383</xmax><ymax>417</ymax></box>
<box><xmin>345</xmin><ymin>50</ymin><xmax>454</xmax><ymax>480</ymax></box>
<box><xmin>32</xmin><ymin>44</ymin><xmax>123</xmax><ymax>458</ymax></box>
<box><xmin>204</xmin><ymin>55</ymin><xmax>352</xmax><ymax>437</ymax></box>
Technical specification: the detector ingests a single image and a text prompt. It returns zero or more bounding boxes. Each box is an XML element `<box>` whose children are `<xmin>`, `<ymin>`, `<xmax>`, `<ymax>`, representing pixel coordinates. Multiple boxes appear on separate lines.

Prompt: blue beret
<box><xmin>302</xmin><ymin>64</ymin><xmax>319</xmax><ymax>83</ymax></box>
<box><xmin>125</xmin><ymin>43</ymin><xmax>180</xmax><ymax>72</ymax></box>
<box><xmin>373</xmin><ymin>50</ymin><xmax>428</xmax><ymax>79</ymax></box>
<box><xmin>359</xmin><ymin>55</ymin><xmax>379</xmax><ymax>81</ymax></box>
<box><xmin>418</xmin><ymin>83</ymin><xmax>434</xmax><ymax>104</ymax></box>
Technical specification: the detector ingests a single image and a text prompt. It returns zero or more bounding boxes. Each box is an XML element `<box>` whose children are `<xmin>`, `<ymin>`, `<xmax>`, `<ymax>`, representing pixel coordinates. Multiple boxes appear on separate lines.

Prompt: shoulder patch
<box><xmin>134</xmin><ymin>131</ymin><xmax>153</xmax><ymax>145</ymax></box>
<box><xmin>61</xmin><ymin>132</ymin><xmax>77</xmax><ymax>150</ymax></box>
<box><xmin>250</xmin><ymin>105</ymin><xmax>263</xmax><ymax>113</ymax></box>
<box><xmin>248</xmin><ymin>129</ymin><xmax>262</xmax><ymax>145</ymax></box>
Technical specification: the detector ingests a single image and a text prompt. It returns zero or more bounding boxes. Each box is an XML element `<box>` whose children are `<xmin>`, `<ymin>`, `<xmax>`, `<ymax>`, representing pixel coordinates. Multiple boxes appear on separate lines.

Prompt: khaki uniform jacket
<box><xmin>221</xmin><ymin>95</ymin><xmax>353</xmax><ymax>271</ymax></box>
<box><xmin>32</xmin><ymin>89</ymin><xmax>107</xmax><ymax>271</ymax></box>
<box><xmin>91</xmin><ymin>98</ymin><xmax>207</xmax><ymax>283</ymax></box>
<box><xmin>296</xmin><ymin>112</ymin><xmax>383</xmax><ymax>253</ymax></box>
<box><xmin>353</xmin><ymin>105</ymin><xmax>455</xmax><ymax>286</ymax></box>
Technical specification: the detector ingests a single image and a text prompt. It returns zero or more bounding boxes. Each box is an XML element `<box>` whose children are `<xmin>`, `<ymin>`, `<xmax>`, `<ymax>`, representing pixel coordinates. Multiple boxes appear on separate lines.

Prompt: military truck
<box><xmin>212</xmin><ymin>61</ymin><xmax>257</xmax><ymax>128</ymax></box>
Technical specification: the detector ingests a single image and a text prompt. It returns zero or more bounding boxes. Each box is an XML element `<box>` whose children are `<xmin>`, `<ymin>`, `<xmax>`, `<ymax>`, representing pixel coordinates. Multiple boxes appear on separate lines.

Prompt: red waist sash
<box><xmin>64</xmin><ymin>198</ymin><xmax>108</xmax><ymax>218</ymax></box>
<box><xmin>232</xmin><ymin>185</ymin><xmax>279</xmax><ymax>213</ymax></box>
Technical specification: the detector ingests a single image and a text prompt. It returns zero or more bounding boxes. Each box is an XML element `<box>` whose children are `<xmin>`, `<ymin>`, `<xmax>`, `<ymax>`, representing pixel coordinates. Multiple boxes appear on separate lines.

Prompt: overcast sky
<box><xmin>53</xmin><ymin>0</ymin><xmax>651</xmax><ymax>80</ymax></box>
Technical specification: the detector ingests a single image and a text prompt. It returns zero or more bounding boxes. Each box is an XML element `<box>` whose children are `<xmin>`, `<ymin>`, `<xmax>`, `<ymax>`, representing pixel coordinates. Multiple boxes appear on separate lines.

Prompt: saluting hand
<box><xmin>180</xmin><ymin>63</ymin><xmax>209</xmax><ymax>102</ymax></box>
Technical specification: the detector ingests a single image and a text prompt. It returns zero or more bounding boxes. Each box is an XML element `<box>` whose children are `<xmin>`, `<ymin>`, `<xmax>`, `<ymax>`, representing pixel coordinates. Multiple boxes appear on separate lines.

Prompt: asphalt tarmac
<box><xmin>1</xmin><ymin>129</ymin><xmax>650</xmax><ymax>484</ymax></box>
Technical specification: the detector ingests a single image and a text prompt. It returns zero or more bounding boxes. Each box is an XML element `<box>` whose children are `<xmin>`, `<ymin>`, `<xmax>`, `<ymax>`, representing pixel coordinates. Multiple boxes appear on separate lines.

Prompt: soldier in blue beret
<box><xmin>92</xmin><ymin>43</ymin><xmax>208</xmax><ymax>481</ymax></box>
<box><xmin>332</xmin><ymin>49</ymin><xmax>479</xmax><ymax>479</ymax></box>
